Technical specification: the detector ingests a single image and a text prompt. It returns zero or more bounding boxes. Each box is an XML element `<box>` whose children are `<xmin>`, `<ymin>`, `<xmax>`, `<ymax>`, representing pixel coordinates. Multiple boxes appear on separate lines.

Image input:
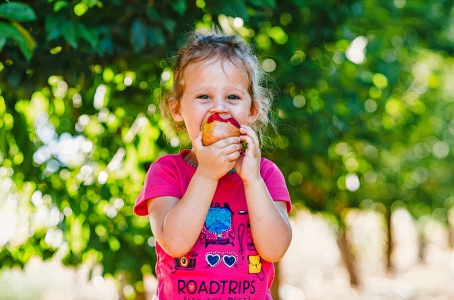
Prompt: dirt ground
<box><xmin>1</xmin><ymin>208</ymin><xmax>453</xmax><ymax>300</ymax></box>
<box><xmin>279</xmin><ymin>208</ymin><xmax>454</xmax><ymax>300</ymax></box>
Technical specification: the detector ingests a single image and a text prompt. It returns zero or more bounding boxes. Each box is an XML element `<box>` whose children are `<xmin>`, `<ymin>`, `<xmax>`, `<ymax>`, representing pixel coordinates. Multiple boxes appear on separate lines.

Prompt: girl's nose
<box><xmin>209</xmin><ymin>98</ymin><xmax>228</xmax><ymax>113</ymax></box>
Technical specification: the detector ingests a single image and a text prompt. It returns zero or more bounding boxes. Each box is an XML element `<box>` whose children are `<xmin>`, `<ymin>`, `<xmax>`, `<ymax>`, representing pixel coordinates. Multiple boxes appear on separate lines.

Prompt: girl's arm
<box><xmin>243</xmin><ymin>180</ymin><xmax>292</xmax><ymax>262</ymax></box>
<box><xmin>236</xmin><ymin>125</ymin><xmax>292</xmax><ymax>262</ymax></box>
<box><xmin>147</xmin><ymin>172</ymin><xmax>217</xmax><ymax>258</ymax></box>
<box><xmin>147</xmin><ymin>134</ymin><xmax>242</xmax><ymax>257</ymax></box>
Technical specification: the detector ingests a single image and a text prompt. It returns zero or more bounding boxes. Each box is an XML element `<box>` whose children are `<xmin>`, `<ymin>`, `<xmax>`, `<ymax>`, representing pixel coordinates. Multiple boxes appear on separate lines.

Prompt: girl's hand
<box><xmin>193</xmin><ymin>132</ymin><xmax>242</xmax><ymax>181</ymax></box>
<box><xmin>235</xmin><ymin>125</ymin><xmax>261</xmax><ymax>183</ymax></box>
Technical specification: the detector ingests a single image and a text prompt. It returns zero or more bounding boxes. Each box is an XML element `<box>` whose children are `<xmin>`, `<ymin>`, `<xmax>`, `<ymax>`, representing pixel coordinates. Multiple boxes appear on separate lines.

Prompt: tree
<box><xmin>2</xmin><ymin>0</ymin><xmax>454</xmax><ymax>298</ymax></box>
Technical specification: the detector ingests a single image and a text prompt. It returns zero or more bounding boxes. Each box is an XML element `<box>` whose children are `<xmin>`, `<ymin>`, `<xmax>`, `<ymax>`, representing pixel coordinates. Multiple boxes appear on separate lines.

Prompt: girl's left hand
<box><xmin>235</xmin><ymin>125</ymin><xmax>261</xmax><ymax>183</ymax></box>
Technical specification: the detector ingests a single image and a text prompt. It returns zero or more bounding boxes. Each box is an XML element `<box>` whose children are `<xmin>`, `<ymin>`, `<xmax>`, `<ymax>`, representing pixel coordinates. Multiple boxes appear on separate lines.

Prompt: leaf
<box><xmin>45</xmin><ymin>14</ymin><xmax>64</xmax><ymax>41</ymax></box>
<box><xmin>82</xmin><ymin>0</ymin><xmax>98</xmax><ymax>8</ymax></box>
<box><xmin>62</xmin><ymin>20</ymin><xmax>78</xmax><ymax>48</ymax></box>
<box><xmin>11</xmin><ymin>21</ymin><xmax>36</xmax><ymax>53</ymax></box>
<box><xmin>162</xmin><ymin>19</ymin><xmax>176</xmax><ymax>34</ymax></box>
<box><xmin>53</xmin><ymin>1</ymin><xmax>69</xmax><ymax>12</ymax></box>
<box><xmin>146</xmin><ymin>7</ymin><xmax>161</xmax><ymax>20</ymax></box>
<box><xmin>0</xmin><ymin>36</ymin><xmax>6</xmax><ymax>50</ymax></box>
<box><xmin>171</xmin><ymin>0</ymin><xmax>187</xmax><ymax>16</ymax></box>
<box><xmin>246</xmin><ymin>0</ymin><xmax>262</xmax><ymax>6</ymax></box>
<box><xmin>206</xmin><ymin>0</ymin><xmax>249</xmax><ymax>21</ymax></box>
<box><xmin>0</xmin><ymin>2</ymin><xmax>37</xmax><ymax>22</ymax></box>
<box><xmin>147</xmin><ymin>27</ymin><xmax>165</xmax><ymax>46</ymax></box>
<box><xmin>69</xmin><ymin>216</ymin><xmax>89</xmax><ymax>255</ymax></box>
<box><xmin>290</xmin><ymin>0</ymin><xmax>304</xmax><ymax>7</ymax></box>
<box><xmin>78</xmin><ymin>23</ymin><xmax>99</xmax><ymax>50</ymax></box>
<box><xmin>100</xmin><ymin>35</ymin><xmax>113</xmax><ymax>55</ymax></box>
<box><xmin>131</xmin><ymin>19</ymin><xmax>147</xmax><ymax>53</ymax></box>
<box><xmin>0</xmin><ymin>22</ymin><xmax>20</xmax><ymax>38</ymax></box>
<box><xmin>263</xmin><ymin>0</ymin><xmax>276</xmax><ymax>7</ymax></box>
<box><xmin>247</xmin><ymin>0</ymin><xmax>276</xmax><ymax>7</ymax></box>
<box><xmin>0</xmin><ymin>22</ymin><xmax>31</xmax><ymax>60</ymax></box>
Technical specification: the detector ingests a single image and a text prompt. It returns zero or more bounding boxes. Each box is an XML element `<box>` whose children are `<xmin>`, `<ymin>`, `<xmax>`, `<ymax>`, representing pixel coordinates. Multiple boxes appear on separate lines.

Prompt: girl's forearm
<box><xmin>243</xmin><ymin>178</ymin><xmax>292</xmax><ymax>262</ymax></box>
<box><xmin>160</xmin><ymin>172</ymin><xmax>218</xmax><ymax>257</ymax></box>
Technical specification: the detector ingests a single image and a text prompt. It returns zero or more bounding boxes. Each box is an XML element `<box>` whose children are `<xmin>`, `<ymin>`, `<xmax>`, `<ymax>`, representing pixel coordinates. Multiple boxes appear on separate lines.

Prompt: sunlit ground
<box><xmin>0</xmin><ymin>255</ymin><xmax>118</xmax><ymax>300</ymax></box>
<box><xmin>1</xmin><ymin>207</ymin><xmax>454</xmax><ymax>300</ymax></box>
<box><xmin>279</xmin><ymin>208</ymin><xmax>454</xmax><ymax>300</ymax></box>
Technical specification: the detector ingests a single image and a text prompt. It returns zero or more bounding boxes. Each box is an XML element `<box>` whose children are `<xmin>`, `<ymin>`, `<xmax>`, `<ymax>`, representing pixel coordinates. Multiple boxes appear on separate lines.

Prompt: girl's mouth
<box><xmin>206</xmin><ymin>114</ymin><xmax>240</xmax><ymax>128</ymax></box>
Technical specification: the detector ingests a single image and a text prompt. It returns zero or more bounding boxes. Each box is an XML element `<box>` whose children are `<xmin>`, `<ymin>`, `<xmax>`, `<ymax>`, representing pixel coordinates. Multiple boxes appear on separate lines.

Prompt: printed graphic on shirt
<box><xmin>248</xmin><ymin>255</ymin><xmax>262</xmax><ymax>274</ymax></box>
<box><xmin>237</xmin><ymin>223</ymin><xmax>246</xmax><ymax>260</ymax></box>
<box><xmin>200</xmin><ymin>203</ymin><xmax>235</xmax><ymax>248</ymax></box>
<box><xmin>248</xmin><ymin>254</ymin><xmax>265</xmax><ymax>281</ymax></box>
<box><xmin>246</xmin><ymin>222</ymin><xmax>255</xmax><ymax>251</ymax></box>
<box><xmin>177</xmin><ymin>279</ymin><xmax>256</xmax><ymax>296</ymax></box>
<box><xmin>171</xmin><ymin>251</ymin><xmax>198</xmax><ymax>273</ymax></box>
<box><xmin>205</xmin><ymin>252</ymin><xmax>238</xmax><ymax>268</ymax></box>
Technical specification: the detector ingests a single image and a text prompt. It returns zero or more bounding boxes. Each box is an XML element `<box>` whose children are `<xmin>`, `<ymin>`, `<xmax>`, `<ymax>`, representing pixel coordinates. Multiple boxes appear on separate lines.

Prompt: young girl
<box><xmin>134</xmin><ymin>30</ymin><xmax>292</xmax><ymax>300</ymax></box>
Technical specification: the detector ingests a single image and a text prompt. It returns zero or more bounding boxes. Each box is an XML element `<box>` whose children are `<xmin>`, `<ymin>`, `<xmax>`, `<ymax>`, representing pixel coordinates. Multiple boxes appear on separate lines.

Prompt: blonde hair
<box><xmin>160</xmin><ymin>29</ymin><xmax>276</xmax><ymax>147</ymax></box>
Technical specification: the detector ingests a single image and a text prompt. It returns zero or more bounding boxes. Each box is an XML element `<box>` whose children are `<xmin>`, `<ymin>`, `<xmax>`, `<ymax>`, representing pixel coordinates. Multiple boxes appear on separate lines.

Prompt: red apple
<box><xmin>201</xmin><ymin>114</ymin><xmax>241</xmax><ymax>146</ymax></box>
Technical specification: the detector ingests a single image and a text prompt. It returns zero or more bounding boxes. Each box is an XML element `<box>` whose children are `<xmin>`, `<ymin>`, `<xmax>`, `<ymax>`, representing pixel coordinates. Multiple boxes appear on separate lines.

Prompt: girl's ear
<box><xmin>169</xmin><ymin>97</ymin><xmax>183</xmax><ymax>122</ymax></box>
<box><xmin>247</xmin><ymin>101</ymin><xmax>261</xmax><ymax>124</ymax></box>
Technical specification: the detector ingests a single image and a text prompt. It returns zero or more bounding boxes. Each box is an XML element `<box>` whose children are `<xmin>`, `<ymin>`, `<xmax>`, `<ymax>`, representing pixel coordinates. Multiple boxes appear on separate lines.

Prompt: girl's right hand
<box><xmin>192</xmin><ymin>132</ymin><xmax>242</xmax><ymax>181</ymax></box>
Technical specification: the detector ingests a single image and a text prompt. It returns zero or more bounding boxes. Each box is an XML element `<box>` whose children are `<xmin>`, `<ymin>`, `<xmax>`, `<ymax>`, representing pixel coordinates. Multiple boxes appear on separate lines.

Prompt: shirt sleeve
<box><xmin>260</xmin><ymin>159</ymin><xmax>292</xmax><ymax>214</ymax></box>
<box><xmin>133</xmin><ymin>157</ymin><xmax>182</xmax><ymax>216</ymax></box>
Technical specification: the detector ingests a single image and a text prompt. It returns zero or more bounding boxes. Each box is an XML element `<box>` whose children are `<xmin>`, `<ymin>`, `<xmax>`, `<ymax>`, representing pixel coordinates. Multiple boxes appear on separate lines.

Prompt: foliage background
<box><xmin>1</xmin><ymin>0</ymin><xmax>454</xmax><ymax>298</ymax></box>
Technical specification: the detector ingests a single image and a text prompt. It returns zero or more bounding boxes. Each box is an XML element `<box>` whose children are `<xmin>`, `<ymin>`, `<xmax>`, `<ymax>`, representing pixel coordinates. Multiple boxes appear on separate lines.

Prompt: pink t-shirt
<box><xmin>134</xmin><ymin>150</ymin><xmax>291</xmax><ymax>300</ymax></box>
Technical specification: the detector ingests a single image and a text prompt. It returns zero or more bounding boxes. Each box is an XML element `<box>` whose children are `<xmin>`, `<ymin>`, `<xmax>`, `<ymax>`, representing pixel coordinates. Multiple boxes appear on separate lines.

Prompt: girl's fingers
<box><xmin>227</xmin><ymin>142</ymin><xmax>243</xmax><ymax>153</ymax></box>
<box><xmin>235</xmin><ymin>155</ymin><xmax>244</xmax><ymax>171</ymax></box>
<box><xmin>240</xmin><ymin>126</ymin><xmax>259</xmax><ymax>145</ymax></box>
<box><xmin>226</xmin><ymin>150</ymin><xmax>241</xmax><ymax>161</ymax></box>
<box><xmin>197</xmin><ymin>133</ymin><xmax>243</xmax><ymax>161</ymax></box>
<box><xmin>217</xmin><ymin>142</ymin><xmax>241</xmax><ymax>162</ymax></box>
<box><xmin>216</xmin><ymin>136</ymin><xmax>241</xmax><ymax>149</ymax></box>
<box><xmin>211</xmin><ymin>137</ymin><xmax>241</xmax><ymax>155</ymax></box>
<box><xmin>192</xmin><ymin>132</ymin><xmax>204</xmax><ymax>149</ymax></box>
<box><xmin>240</xmin><ymin>134</ymin><xmax>259</xmax><ymax>155</ymax></box>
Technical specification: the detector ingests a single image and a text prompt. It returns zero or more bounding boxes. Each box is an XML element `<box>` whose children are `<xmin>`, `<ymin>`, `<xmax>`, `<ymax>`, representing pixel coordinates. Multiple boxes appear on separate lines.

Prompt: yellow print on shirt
<box><xmin>248</xmin><ymin>255</ymin><xmax>262</xmax><ymax>274</ymax></box>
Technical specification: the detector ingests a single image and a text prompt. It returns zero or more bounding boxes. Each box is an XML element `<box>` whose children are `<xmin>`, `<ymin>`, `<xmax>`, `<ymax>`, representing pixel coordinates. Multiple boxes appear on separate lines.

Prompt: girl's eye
<box><xmin>197</xmin><ymin>94</ymin><xmax>210</xmax><ymax>99</ymax></box>
<box><xmin>227</xmin><ymin>95</ymin><xmax>241</xmax><ymax>100</ymax></box>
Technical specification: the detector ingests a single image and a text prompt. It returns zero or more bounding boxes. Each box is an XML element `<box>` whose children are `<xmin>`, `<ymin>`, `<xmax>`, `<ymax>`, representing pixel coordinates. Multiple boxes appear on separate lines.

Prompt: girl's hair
<box><xmin>160</xmin><ymin>29</ymin><xmax>276</xmax><ymax>147</ymax></box>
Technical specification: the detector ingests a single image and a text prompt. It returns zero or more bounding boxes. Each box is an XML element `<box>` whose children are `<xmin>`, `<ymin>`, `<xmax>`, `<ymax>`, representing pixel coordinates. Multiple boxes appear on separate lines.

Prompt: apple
<box><xmin>201</xmin><ymin>114</ymin><xmax>241</xmax><ymax>146</ymax></box>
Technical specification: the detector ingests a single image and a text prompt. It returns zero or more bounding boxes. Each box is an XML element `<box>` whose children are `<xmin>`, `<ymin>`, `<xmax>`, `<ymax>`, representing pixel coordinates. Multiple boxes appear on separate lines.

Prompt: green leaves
<box><xmin>0</xmin><ymin>22</ymin><xmax>34</xmax><ymax>60</ymax></box>
<box><xmin>3</xmin><ymin>0</ymin><xmax>454</xmax><ymax>293</ymax></box>
<box><xmin>62</xmin><ymin>20</ymin><xmax>77</xmax><ymax>48</ymax></box>
<box><xmin>147</xmin><ymin>8</ymin><xmax>177</xmax><ymax>34</ymax></box>
<box><xmin>130</xmin><ymin>20</ymin><xmax>166</xmax><ymax>52</ymax></box>
<box><xmin>45</xmin><ymin>14</ymin><xmax>100</xmax><ymax>51</ymax></box>
<box><xmin>206</xmin><ymin>0</ymin><xmax>249</xmax><ymax>21</ymax></box>
<box><xmin>171</xmin><ymin>0</ymin><xmax>187</xmax><ymax>16</ymax></box>
<box><xmin>0</xmin><ymin>2</ymin><xmax>36</xmax><ymax>21</ymax></box>
<box><xmin>0</xmin><ymin>22</ymin><xmax>22</xmax><ymax>46</ymax></box>
<box><xmin>131</xmin><ymin>19</ymin><xmax>147</xmax><ymax>53</ymax></box>
<box><xmin>247</xmin><ymin>0</ymin><xmax>276</xmax><ymax>8</ymax></box>
<box><xmin>0</xmin><ymin>2</ymin><xmax>36</xmax><ymax>60</ymax></box>
<box><xmin>0</xmin><ymin>37</ymin><xmax>5</xmax><ymax>49</ymax></box>
<box><xmin>53</xmin><ymin>1</ymin><xmax>68</xmax><ymax>13</ymax></box>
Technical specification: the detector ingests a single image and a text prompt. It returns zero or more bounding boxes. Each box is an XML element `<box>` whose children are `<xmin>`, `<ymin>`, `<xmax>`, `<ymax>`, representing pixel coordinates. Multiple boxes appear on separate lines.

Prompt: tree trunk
<box><xmin>385</xmin><ymin>209</ymin><xmax>393</xmax><ymax>271</ymax></box>
<box><xmin>449</xmin><ymin>226</ymin><xmax>454</xmax><ymax>249</ymax></box>
<box><xmin>271</xmin><ymin>261</ymin><xmax>280</xmax><ymax>299</ymax></box>
<box><xmin>135</xmin><ymin>291</ymin><xmax>146</xmax><ymax>300</ymax></box>
<box><xmin>448</xmin><ymin>209</ymin><xmax>454</xmax><ymax>249</ymax></box>
<box><xmin>337</xmin><ymin>230</ymin><xmax>358</xmax><ymax>286</ymax></box>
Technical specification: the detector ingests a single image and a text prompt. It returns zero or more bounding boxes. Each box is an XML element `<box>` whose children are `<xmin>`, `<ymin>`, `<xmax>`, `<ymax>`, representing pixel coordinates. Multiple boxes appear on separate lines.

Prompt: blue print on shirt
<box><xmin>200</xmin><ymin>203</ymin><xmax>235</xmax><ymax>247</ymax></box>
<box><xmin>206</xmin><ymin>207</ymin><xmax>231</xmax><ymax>234</ymax></box>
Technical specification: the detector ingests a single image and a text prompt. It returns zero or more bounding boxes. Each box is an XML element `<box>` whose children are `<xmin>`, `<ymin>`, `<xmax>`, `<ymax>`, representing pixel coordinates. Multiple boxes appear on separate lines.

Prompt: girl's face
<box><xmin>170</xmin><ymin>58</ymin><xmax>259</xmax><ymax>142</ymax></box>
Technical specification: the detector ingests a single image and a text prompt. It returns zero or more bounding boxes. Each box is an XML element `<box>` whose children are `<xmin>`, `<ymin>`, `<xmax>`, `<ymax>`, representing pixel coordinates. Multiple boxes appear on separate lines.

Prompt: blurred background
<box><xmin>1</xmin><ymin>0</ymin><xmax>454</xmax><ymax>299</ymax></box>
